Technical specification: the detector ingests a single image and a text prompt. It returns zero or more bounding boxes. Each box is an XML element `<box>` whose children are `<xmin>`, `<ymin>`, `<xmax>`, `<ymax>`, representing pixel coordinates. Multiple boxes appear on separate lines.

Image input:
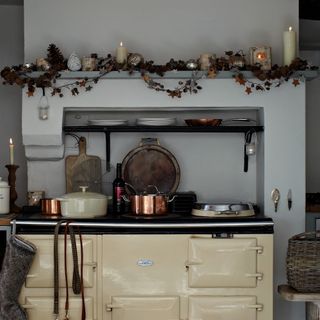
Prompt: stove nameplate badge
<box><xmin>137</xmin><ymin>259</ymin><xmax>154</xmax><ymax>267</ymax></box>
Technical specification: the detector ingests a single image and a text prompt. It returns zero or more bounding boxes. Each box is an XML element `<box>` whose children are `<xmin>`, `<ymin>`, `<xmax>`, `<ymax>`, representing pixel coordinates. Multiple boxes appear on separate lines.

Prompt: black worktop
<box><xmin>13</xmin><ymin>212</ymin><xmax>274</xmax><ymax>235</ymax></box>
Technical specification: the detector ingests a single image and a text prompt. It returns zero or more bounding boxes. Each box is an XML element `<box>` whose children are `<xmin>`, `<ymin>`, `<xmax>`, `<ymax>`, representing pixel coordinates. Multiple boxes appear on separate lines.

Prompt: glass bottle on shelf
<box><xmin>112</xmin><ymin>163</ymin><xmax>125</xmax><ymax>214</ymax></box>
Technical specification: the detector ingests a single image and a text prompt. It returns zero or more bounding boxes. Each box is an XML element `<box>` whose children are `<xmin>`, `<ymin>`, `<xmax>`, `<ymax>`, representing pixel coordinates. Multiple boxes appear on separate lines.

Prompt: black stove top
<box><xmin>13</xmin><ymin>211</ymin><xmax>273</xmax><ymax>235</ymax></box>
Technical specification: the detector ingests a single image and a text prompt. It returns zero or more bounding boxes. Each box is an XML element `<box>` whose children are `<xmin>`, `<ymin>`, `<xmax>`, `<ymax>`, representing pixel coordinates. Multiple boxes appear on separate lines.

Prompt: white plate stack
<box><xmin>136</xmin><ymin>118</ymin><xmax>177</xmax><ymax>126</ymax></box>
<box><xmin>88</xmin><ymin>119</ymin><xmax>129</xmax><ymax>126</ymax></box>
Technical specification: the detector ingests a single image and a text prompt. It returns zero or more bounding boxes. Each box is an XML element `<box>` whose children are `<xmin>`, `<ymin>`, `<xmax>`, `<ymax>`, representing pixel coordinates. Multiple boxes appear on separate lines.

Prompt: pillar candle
<box><xmin>199</xmin><ymin>53</ymin><xmax>212</xmax><ymax>71</ymax></box>
<box><xmin>116</xmin><ymin>42</ymin><xmax>128</xmax><ymax>64</ymax></box>
<box><xmin>9</xmin><ymin>138</ymin><xmax>14</xmax><ymax>165</ymax></box>
<box><xmin>283</xmin><ymin>26</ymin><xmax>296</xmax><ymax>66</ymax></box>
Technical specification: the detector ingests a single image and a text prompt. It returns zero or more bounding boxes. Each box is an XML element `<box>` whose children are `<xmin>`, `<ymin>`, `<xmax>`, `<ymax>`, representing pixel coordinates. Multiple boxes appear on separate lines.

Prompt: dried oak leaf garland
<box><xmin>0</xmin><ymin>43</ymin><xmax>318</xmax><ymax>98</ymax></box>
<box><xmin>1</xmin><ymin>44</ymin><xmax>112</xmax><ymax>97</ymax></box>
<box><xmin>233</xmin><ymin>58</ymin><xmax>318</xmax><ymax>94</ymax></box>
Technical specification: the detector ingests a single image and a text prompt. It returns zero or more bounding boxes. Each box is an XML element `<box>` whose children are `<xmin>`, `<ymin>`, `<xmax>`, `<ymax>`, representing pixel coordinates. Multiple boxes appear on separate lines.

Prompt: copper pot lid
<box><xmin>122</xmin><ymin>139</ymin><xmax>180</xmax><ymax>194</ymax></box>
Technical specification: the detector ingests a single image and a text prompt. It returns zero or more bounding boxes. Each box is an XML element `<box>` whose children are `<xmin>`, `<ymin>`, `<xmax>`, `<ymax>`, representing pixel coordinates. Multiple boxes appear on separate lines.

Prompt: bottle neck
<box><xmin>116</xmin><ymin>164</ymin><xmax>122</xmax><ymax>179</ymax></box>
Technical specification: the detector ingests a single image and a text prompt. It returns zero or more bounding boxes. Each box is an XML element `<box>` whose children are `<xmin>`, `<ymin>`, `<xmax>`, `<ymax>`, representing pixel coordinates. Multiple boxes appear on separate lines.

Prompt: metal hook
<box><xmin>11</xmin><ymin>219</ymin><xmax>16</xmax><ymax>235</ymax></box>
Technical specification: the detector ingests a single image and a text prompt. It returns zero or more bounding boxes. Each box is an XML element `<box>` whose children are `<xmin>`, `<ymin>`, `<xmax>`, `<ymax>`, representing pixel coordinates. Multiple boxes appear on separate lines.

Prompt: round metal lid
<box><xmin>192</xmin><ymin>202</ymin><xmax>255</xmax><ymax>217</ymax></box>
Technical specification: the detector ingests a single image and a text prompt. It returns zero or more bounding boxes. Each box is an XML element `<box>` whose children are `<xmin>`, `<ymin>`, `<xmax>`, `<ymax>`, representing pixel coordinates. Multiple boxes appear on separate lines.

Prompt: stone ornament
<box><xmin>67</xmin><ymin>52</ymin><xmax>82</xmax><ymax>71</ymax></box>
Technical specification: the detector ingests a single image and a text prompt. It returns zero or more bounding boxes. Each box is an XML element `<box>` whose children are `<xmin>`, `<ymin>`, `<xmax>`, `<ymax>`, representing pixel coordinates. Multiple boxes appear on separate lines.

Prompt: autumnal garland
<box><xmin>0</xmin><ymin>43</ymin><xmax>317</xmax><ymax>99</ymax></box>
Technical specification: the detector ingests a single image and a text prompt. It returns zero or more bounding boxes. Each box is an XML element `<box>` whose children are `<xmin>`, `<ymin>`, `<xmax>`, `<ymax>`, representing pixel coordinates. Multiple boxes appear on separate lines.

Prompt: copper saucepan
<box><xmin>41</xmin><ymin>198</ymin><xmax>61</xmax><ymax>215</ymax></box>
<box><xmin>123</xmin><ymin>185</ymin><xmax>175</xmax><ymax>215</ymax></box>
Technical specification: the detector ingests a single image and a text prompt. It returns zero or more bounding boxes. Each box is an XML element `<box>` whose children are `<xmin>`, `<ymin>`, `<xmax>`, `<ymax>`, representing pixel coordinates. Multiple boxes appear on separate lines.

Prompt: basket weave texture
<box><xmin>286</xmin><ymin>232</ymin><xmax>320</xmax><ymax>292</ymax></box>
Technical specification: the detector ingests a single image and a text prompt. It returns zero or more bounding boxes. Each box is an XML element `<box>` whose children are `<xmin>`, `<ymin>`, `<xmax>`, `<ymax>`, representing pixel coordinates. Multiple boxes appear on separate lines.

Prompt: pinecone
<box><xmin>47</xmin><ymin>43</ymin><xmax>65</xmax><ymax>71</ymax></box>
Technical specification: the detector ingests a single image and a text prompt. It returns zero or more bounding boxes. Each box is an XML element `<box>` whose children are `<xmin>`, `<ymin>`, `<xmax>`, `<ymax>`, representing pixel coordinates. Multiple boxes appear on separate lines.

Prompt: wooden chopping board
<box><xmin>65</xmin><ymin>136</ymin><xmax>102</xmax><ymax>193</ymax></box>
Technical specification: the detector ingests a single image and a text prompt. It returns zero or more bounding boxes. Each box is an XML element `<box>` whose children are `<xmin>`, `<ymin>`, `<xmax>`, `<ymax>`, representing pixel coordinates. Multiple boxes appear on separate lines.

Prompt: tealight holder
<box><xmin>249</xmin><ymin>46</ymin><xmax>272</xmax><ymax>70</ymax></box>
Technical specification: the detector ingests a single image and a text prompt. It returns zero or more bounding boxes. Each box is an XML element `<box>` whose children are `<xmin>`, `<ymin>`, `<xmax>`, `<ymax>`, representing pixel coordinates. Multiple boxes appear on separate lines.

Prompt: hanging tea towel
<box><xmin>0</xmin><ymin>235</ymin><xmax>37</xmax><ymax>320</ymax></box>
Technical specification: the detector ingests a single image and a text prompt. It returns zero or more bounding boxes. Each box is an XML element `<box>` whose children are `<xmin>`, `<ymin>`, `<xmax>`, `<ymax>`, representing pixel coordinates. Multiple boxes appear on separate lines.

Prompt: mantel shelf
<box><xmin>63</xmin><ymin>125</ymin><xmax>263</xmax><ymax>171</ymax></box>
<box><xmin>26</xmin><ymin>70</ymin><xmax>319</xmax><ymax>80</ymax></box>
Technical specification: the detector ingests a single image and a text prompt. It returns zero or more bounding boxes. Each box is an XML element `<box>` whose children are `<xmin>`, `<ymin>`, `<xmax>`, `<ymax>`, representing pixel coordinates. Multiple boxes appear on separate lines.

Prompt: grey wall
<box><xmin>0</xmin><ymin>5</ymin><xmax>26</xmax><ymax>206</ymax></box>
<box><xmin>300</xmin><ymin>50</ymin><xmax>320</xmax><ymax>192</ymax></box>
<box><xmin>24</xmin><ymin>0</ymin><xmax>298</xmax><ymax>65</ymax></box>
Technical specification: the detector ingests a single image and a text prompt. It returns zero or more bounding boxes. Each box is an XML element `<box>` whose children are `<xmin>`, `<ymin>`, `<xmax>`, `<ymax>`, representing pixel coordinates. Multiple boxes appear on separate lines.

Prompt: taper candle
<box><xmin>116</xmin><ymin>42</ymin><xmax>128</xmax><ymax>64</ymax></box>
<box><xmin>283</xmin><ymin>26</ymin><xmax>296</xmax><ymax>66</ymax></box>
<box><xmin>9</xmin><ymin>138</ymin><xmax>14</xmax><ymax>165</ymax></box>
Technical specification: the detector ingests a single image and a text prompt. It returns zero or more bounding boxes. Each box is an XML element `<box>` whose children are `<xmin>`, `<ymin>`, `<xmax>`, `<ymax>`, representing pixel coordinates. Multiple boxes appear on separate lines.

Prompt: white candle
<box><xmin>9</xmin><ymin>138</ymin><xmax>14</xmax><ymax>165</ymax></box>
<box><xmin>116</xmin><ymin>42</ymin><xmax>128</xmax><ymax>64</ymax></box>
<box><xmin>199</xmin><ymin>53</ymin><xmax>212</xmax><ymax>71</ymax></box>
<box><xmin>283</xmin><ymin>26</ymin><xmax>296</xmax><ymax>66</ymax></box>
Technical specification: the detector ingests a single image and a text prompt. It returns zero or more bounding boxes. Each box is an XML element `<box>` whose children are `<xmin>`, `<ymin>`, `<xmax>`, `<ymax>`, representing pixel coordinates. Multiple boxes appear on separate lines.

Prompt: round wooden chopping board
<box><xmin>122</xmin><ymin>141</ymin><xmax>180</xmax><ymax>194</ymax></box>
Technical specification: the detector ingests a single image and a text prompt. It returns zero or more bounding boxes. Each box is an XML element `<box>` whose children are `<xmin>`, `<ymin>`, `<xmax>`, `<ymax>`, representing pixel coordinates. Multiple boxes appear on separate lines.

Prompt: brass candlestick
<box><xmin>5</xmin><ymin>164</ymin><xmax>21</xmax><ymax>213</ymax></box>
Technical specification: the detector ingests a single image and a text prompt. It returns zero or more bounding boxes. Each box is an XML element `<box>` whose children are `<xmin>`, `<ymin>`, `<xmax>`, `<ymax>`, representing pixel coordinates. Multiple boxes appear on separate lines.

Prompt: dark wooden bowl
<box><xmin>185</xmin><ymin>118</ymin><xmax>222</xmax><ymax>126</ymax></box>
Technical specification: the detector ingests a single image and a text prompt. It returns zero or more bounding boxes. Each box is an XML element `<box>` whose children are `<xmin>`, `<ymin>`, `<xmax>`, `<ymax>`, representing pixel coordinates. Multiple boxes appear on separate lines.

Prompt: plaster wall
<box><xmin>300</xmin><ymin>50</ymin><xmax>320</xmax><ymax>193</ymax></box>
<box><xmin>24</xmin><ymin>0</ymin><xmax>298</xmax><ymax>65</ymax></box>
<box><xmin>0</xmin><ymin>5</ymin><xmax>26</xmax><ymax>206</ymax></box>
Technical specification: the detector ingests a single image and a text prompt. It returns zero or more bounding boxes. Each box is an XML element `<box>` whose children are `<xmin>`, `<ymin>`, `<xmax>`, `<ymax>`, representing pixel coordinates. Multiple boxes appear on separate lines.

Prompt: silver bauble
<box><xmin>127</xmin><ymin>53</ymin><xmax>144</xmax><ymax>67</ymax></box>
<box><xmin>186</xmin><ymin>59</ymin><xmax>198</xmax><ymax>70</ymax></box>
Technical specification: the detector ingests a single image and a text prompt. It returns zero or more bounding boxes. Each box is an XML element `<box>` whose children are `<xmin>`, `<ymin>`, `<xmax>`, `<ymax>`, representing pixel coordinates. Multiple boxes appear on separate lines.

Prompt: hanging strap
<box><xmin>76</xmin><ymin>226</ymin><xmax>86</xmax><ymax>320</ymax></box>
<box><xmin>69</xmin><ymin>225</ymin><xmax>81</xmax><ymax>294</ymax></box>
<box><xmin>63</xmin><ymin>222</ymin><xmax>86</xmax><ymax>320</ymax></box>
<box><xmin>54</xmin><ymin>220</ymin><xmax>66</xmax><ymax>319</ymax></box>
<box><xmin>54</xmin><ymin>221</ymin><xmax>86</xmax><ymax>320</ymax></box>
<box><xmin>64</xmin><ymin>221</ymin><xmax>73</xmax><ymax>320</ymax></box>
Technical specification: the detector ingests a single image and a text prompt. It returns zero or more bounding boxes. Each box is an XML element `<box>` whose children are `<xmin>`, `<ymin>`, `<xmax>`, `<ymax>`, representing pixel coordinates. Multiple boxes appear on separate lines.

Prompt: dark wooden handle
<box><xmin>78</xmin><ymin>137</ymin><xmax>87</xmax><ymax>155</ymax></box>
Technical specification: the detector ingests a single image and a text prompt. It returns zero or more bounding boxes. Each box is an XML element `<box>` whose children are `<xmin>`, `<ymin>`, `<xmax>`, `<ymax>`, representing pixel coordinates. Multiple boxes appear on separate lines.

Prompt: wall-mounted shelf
<box><xmin>28</xmin><ymin>70</ymin><xmax>319</xmax><ymax>80</ymax></box>
<box><xmin>63</xmin><ymin>125</ymin><xmax>264</xmax><ymax>171</ymax></box>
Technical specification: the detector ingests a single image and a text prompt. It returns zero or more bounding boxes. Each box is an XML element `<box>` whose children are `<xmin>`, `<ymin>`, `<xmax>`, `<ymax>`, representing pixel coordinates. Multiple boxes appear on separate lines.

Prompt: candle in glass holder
<box><xmin>9</xmin><ymin>138</ymin><xmax>14</xmax><ymax>165</ymax></box>
<box><xmin>283</xmin><ymin>26</ymin><xmax>296</xmax><ymax>66</ymax></box>
<box><xmin>249</xmin><ymin>46</ymin><xmax>272</xmax><ymax>70</ymax></box>
<box><xmin>116</xmin><ymin>42</ymin><xmax>128</xmax><ymax>64</ymax></box>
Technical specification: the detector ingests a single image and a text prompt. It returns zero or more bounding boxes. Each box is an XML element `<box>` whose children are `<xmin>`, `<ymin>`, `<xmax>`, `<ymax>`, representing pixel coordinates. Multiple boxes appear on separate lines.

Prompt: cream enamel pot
<box><xmin>57</xmin><ymin>186</ymin><xmax>108</xmax><ymax>218</ymax></box>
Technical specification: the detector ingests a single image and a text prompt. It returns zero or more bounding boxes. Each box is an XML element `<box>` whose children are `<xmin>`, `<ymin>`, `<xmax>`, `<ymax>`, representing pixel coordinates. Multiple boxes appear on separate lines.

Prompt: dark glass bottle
<box><xmin>112</xmin><ymin>163</ymin><xmax>125</xmax><ymax>214</ymax></box>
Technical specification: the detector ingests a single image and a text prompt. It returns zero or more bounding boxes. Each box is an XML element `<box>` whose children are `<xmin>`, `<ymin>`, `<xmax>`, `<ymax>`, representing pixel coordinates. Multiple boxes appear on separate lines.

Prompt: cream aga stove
<box><xmin>21</xmin><ymin>74</ymin><xmax>306</xmax><ymax>319</ymax></box>
<box><xmin>14</xmin><ymin>214</ymin><xmax>273</xmax><ymax>320</ymax></box>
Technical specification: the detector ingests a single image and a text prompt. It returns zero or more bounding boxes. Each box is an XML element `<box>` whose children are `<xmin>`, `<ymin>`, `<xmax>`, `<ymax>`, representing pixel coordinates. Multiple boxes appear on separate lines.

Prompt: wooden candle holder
<box><xmin>5</xmin><ymin>164</ymin><xmax>21</xmax><ymax>213</ymax></box>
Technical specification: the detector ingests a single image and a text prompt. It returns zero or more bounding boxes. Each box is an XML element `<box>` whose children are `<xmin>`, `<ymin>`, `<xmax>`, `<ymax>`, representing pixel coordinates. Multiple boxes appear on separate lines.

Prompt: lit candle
<box><xmin>116</xmin><ymin>42</ymin><xmax>128</xmax><ymax>64</ymax></box>
<box><xmin>283</xmin><ymin>26</ymin><xmax>296</xmax><ymax>66</ymax></box>
<box><xmin>9</xmin><ymin>138</ymin><xmax>14</xmax><ymax>165</ymax></box>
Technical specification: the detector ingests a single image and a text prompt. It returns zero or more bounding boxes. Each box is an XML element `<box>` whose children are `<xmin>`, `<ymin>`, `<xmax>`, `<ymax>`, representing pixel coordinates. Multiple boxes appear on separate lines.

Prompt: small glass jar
<box><xmin>0</xmin><ymin>178</ymin><xmax>10</xmax><ymax>214</ymax></box>
<box><xmin>82</xmin><ymin>56</ymin><xmax>97</xmax><ymax>71</ymax></box>
<box><xmin>38</xmin><ymin>89</ymin><xmax>49</xmax><ymax>120</ymax></box>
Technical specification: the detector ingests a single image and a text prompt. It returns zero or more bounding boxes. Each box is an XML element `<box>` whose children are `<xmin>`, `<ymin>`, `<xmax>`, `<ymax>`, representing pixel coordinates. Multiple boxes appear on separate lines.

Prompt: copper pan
<box><xmin>41</xmin><ymin>198</ymin><xmax>61</xmax><ymax>215</ymax></box>
<box><xmin>185</xmin><ymin>118</ymin><xmax>222</xmax><ymax>126</ymax></box>
<box><xmin>122</xmin><ymin>185</ymin><xmax>175</xmax><ymax>216</ymax></box>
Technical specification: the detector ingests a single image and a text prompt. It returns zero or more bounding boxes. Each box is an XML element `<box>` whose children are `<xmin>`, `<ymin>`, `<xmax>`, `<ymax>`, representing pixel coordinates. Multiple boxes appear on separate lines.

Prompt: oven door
<box><xmin>189</xmin><ymin>296</ymin><xmax>262</xmax><ymax>320</ymax></box>
<box><xmin>106</xmin><ymin>296</ymin><xmax>180</xmax><ymax>320</ymax></box>
<box><xmin>22</xmin><ymin>296</ymin><xmax>94</xmax><ymax>320</ymax></box>
<box><xmin>186</xmin><ymin>237</ymin><xmax>263</xmax><ymax>287</ymax></box>
<box><xmin>21</xmin><ymin>235</ymin><xmax>96</xmax><ymax>288</ymax></box>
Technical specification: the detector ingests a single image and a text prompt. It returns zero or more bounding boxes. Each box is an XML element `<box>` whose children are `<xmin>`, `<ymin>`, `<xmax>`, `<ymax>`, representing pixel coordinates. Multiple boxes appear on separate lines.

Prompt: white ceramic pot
<box><xmin>0</xmin><ymin>178</ymin><xmax>10</xmax><ymax>214</ymax></box>
<box><xmin>57</xmin><ymin>186</ymin><xmax>108</xmax><ymax>218</ymax></box>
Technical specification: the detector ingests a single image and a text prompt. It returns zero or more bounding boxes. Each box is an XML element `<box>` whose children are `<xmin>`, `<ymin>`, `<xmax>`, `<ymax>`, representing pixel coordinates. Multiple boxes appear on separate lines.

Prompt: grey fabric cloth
<box><xmin>0</xmin><ymin>235</ymin><xmax>36</xmax><ymax>320</ymax></box>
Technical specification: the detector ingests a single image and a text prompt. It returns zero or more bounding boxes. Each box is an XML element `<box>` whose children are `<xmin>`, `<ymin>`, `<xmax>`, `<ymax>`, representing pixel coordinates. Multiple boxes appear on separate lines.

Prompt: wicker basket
<box><xmin>286</xmin><ymin>231</ymin><xmax>320</xmax><ymax>292</ymax></box>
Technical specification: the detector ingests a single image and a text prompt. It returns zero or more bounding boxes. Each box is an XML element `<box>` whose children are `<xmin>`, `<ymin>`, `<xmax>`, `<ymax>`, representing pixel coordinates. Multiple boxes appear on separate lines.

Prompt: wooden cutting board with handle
<box><xmin>65</xmin><ymin>136</ymin><xmax>102</xmax><ymax>193</ymax></box>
